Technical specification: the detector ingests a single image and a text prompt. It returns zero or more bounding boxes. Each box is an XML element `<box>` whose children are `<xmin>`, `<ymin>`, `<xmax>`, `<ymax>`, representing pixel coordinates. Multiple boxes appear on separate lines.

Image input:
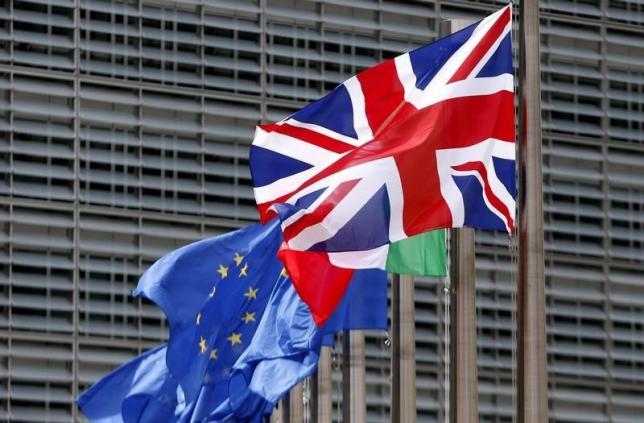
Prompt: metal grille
<box><xmin>0</xmin><ymin>0</ymin><xmax>642</xmax><ymax>421</ymax></box>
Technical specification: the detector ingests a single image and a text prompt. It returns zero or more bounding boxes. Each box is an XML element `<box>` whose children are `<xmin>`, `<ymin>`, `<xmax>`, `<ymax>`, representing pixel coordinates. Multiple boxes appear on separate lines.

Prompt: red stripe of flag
<box><xmin>262</xmin><ymin>123</ymin><xmax>356</xmax><ymax>154</ymax></box>
<box><xmin>448</xmin><ymin>6</ymin><xmax>511</xmax><ymax>83</ymax></box>
<box><xmin>277</xmin><ymin>246</ymin><xmax>354</xmax><ymax>326</ymax></box>
<box><xmin>357</xmin><ymin>59</ymin><xmax>405</xmax><ymax>136</ymax></box>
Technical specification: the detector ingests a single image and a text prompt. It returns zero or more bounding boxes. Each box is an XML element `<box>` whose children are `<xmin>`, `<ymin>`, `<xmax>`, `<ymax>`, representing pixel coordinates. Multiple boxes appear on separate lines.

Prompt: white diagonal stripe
<box><xmin>344</xmin><ymin>76</ymin><xmax>374</xmax><ymax>144</ymax></box>
<box><xmin>394</xmin><ymin>5</ymin><xmax>513</xmax><ymax>110</ymax></box>
<box><xmin>253</xmin><ymin>126</ymin><xmax>340</xmax><ymax>167</ymax></box>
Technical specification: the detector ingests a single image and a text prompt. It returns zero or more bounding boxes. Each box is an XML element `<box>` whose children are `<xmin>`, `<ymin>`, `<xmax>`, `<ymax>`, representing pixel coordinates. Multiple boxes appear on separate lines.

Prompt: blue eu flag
<box><xmin>133</xmin><ymin>220</ymin><xmax>286</xmax><ymax>404</ymax></box>
<box><xmin>80</xmin><ymin>220</ymin><xmax>386</xmax><ymax>421</ymax></box>
<box><xmin>212</xmin><ymin>267</ymin><xmax>387</xmax><ymax>421</ymax></box>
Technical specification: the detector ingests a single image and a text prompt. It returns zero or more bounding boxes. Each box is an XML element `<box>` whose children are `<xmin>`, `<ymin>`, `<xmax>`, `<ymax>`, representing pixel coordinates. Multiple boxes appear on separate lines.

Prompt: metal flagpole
<box><xmin>313</xmin><ymin>347</ymin><xmax>333</xmax><ymax>422</ymax></box>
<box><xmin>287</xmin><ymin>383</ymin><xmax>304</xmax><ymax>422</ymax></box>
<box><xmin>440</xmin><ymin>18</ymin><xmax>479</xmax><ymax>423</ymax></box>
<box><xmin>391</xmin><ymin>275</ymin><xmax>401</xmax><ymax>422</ymax></box>
<box><xmin>342</xmin><ymin>330</ymin><xmax>365</xmax><ymax>422</ymax></box>
<box><xmin>391</xmin><ymin>273</ymin><xmax>417</xmax><ymax>422</ymax></box>
<box><xmin>399</xmin><ymin>274</ymin><xmax>417</xmax><ymax>422</ymax></box>
<box><xmin>271</xmin><ymin>401</ymin><xmax>283</xmax><ymax>423</ymax></box>
<box><xmin>448</xmin><ymin>228</ymin><xmax>478</xmax><ymax>423</ymax></box>
<box><xmin>517</xmin><ymin>1</ymin><xmax>547</xmax><ymax>422</ymax></box>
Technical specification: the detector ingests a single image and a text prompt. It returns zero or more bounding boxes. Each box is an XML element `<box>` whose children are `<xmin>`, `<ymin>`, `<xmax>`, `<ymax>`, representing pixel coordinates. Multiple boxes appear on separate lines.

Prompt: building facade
<box><xmin>0</xmin><ymin>0</ymin><xmax>642</xmax><ymax>421</ymax></box>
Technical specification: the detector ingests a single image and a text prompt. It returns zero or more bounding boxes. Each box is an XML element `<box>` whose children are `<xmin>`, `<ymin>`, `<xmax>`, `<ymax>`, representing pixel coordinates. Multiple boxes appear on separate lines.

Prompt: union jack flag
<box><xmin>250</xmin><ymin>5</ymin><xmax>516</xmax><ymax>323</ymax></box>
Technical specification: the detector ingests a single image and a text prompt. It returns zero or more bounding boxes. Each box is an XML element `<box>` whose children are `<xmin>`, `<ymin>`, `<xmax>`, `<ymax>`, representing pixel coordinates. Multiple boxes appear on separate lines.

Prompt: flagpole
<box><xmin>391</xmin><ymin>274</ymin><xmax>400</xmax><ymax>422</ymax></box>
<box><xmin>342</xmin><ymin>330</ymin><xmax>365</xmax><ymax>421</ymax></box>
<box><xmin>271</xmin><ymin>401</ymin><xmax>283</xmax><ymax>423</ymax></box>
<box><xmin>391</xmin><ymin>273</ymin><xmax>417</xmax><ymax>422</ymax></box>
<box><xmin>440</xmin><ymin>18</ymin><xmax>479</xmax><ymax>423</ymax></box>
<box><xmin>399</xmin><ymin>274</ymin><xmax>417</xmax><ymax>422</ymax></box>
<box><xmin>313</xmin><ymin>347</ymin><xmax>333</xmax><ymax>422</ymax></box>
<box><xmin>448</xmin><ymin>228</ymin><xmax>478</xmax><ymax>423</ymax></box>
<box><xmin>287</xmin><ymin>383</ymin><xmax>304</xmax><ymax>422</ymax></box>
<box><xmin>517</xmin><ymin>1</ymin><xmax>547</xmax><ymax>422</ymax></box>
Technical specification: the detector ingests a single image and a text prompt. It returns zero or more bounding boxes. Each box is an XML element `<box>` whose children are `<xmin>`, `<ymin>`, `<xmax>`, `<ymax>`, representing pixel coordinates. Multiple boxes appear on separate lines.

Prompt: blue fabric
<box><xmin>210</xmin><ymin>276</ymin><xmax>325</xmax><ymax>420</ymax></box>
<box><xmin>121</xmin><ymin>219</ymin><xmax>387</xmax><ymax>422</ymax></box>
<box><xmin>309</xmin><ymin>185</ymin><xmax>392</xmax><ymax>252</ymax></box>
<box><xmin>324</xmin><ymin>268</ymin><xmax>387</xmax><ymax>331</ymax></box>
<box><xmin>409</xmin><ymin>22</ymin><xmax>476</xmax><ymax>89</ymax></box>
<box><xmin>77</xmin><ymin>346</ymin><xmax>185</xmax><ymax>423</ymax></box>
<box><xmin>212</xmin><ymin>267</ymin><xmax>388</xmax><ymax>420</ymax></box>
<box><xmin>476</xmin><ymin>33</ymin><xmax>513</xmax><ymax>78</ymax></box>
<box><xmin>492</xmin><ymin>156</ymin><xmax>516</xmax><ymax>196</ymax></box>
<box><xmin>291</xmin><ymin>83</ymin><xmax>357</xmax><ymax>139</ymax></box>
<box><xmin>134</xmin><ymin>220</ymin><xmax>284</xmax><ymax>402</ymax></box>
<box><xmin>249</xmin><ymin>145</ymin><xmax>313</xmax><ymax>187</ymax></box>
<box><xmin>454</xmin><ymin>174</ymin><xmax>506</xmax><ymax>231</ymax></box>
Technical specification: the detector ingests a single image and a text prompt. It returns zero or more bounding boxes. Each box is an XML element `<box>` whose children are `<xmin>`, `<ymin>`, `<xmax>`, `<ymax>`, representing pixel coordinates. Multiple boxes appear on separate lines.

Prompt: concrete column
<box><xmin>391</xmin><ymin>273</ymin><xmax>418</xmax><ymax>422</ymax></box>
<box><xmin>449</xmin><ymin>229</ymin><xmax>478</xmax><ymax>423</ymax></box>
<box><xmin>342</xmin><ymin>330</ymin><xmax>365</xmax><ymax>422</ymax></box>
<box><xmin>313</xmin><ymin>347</ymin><xmax>333</xmax><ymax>423</ymax></box>
<box><xmin>517</xmin><ymin>1</ymin><xmax>548</xmax><ymax>422</ymax></box>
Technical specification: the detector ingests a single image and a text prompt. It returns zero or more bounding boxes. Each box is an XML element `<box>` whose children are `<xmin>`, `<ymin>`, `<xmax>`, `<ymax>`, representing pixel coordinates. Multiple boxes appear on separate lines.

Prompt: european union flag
<box><xmin>212</xmin><ymin>266</ymin><xmax>386</xmax><ymax>420</ymax></box>
<box><xmin>134</xmin><ymin>221</ymin><xmax>285</xmax><ymax>406</ymax></box>
<box><xmin>81</xmin><ymin>220</ymin><xmax>386</xmax><ymax>422</ymax></box>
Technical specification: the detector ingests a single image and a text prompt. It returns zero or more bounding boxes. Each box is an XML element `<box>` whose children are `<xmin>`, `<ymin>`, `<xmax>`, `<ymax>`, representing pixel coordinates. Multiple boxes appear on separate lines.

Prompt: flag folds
<box><xmin>79</xmin><ymin>220</ymin><xmax>387</xmax><ymax>422</ymax></box>
<box><xmin>77</xmin><ymin>345</ymin><xmax>184</xmax><ymax>423</ymax></box>
<box><xmin>249</xmin><ymin>5</ymin><xmax>514</xmax><ymax>323</ymax></box>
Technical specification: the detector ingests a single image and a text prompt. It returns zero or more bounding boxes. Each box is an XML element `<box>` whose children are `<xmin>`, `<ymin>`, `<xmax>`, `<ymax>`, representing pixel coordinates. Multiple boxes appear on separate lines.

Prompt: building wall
<box><xmin>0</xmin><ymin>0</ymin><xmax>642</xmax><ymax>421</ymax></box>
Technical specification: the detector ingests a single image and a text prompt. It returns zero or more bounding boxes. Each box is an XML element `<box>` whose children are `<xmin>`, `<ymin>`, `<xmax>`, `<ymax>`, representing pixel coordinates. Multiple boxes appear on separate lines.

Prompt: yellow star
<box><xmin>209</xmin><ymin>348</ymin><xmax>218</xmax><ymax>360</ymax></box>
<box><xmin>242</xmin><ymin>311</ymin><xmax>256</xmax><ymax>324</ymax></box>
<box><xmin>233</xmin><ymin>252</ymin><xmax>244</xmax><ymax>266</ymax></box>
<box><xmin>280</xmin><ymin>267</ymin><xmax>288</xmax><ymax>278</ymax></box>
<box><xmin>216</xmin><ymin>264</ymin><xmax>229</xmax><ymax>279</ymax></box>
<box><xmin>239</xmin><ymin>263</ymin><xmax>249</xmax><ymax>277</ymax></box>
<box><xmin>244</xmin><ymin>286</ymin><xmax>258</xmax><ymax>300</ymax></box>
<box><xmin>199</xmin><ymin>336</ymin><xmax>207</xmax><ymax>353</ymax></box>
<box><xmin>227</xmin><ymin>332</ymin><xmax>242</xmax><ymax>346</ymax></box>
<box><xmin>196</xmin><ymin>312</ymin><xmax>201</xmax><ymax>325</ymax></box>
<box><xmin>208</xmin><ymin>286</ymin><xmax>216</xmax><ymax>298</ymax></box>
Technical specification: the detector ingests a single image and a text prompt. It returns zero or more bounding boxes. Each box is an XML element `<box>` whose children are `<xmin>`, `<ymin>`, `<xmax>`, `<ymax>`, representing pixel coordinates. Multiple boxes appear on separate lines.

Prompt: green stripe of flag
<box><xmin>386</xmin><ymin>230</ymin><xmax>447</xmax><ymax>276</ymax></box>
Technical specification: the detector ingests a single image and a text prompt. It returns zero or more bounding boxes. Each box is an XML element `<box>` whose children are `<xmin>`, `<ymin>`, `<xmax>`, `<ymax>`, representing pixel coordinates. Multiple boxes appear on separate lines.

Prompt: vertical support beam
<box><xmin>400</xmin><ymin>274</ymin><xmax>417</xmax><ymax>422</ymax></box>
<box><xmin>517</xmin><ymin>1</ymin><xmax>548</xmax><ymax>422</ymax></box>
<box><xmin>439</xmin><ymin>18</ymin><xmax>478</xmax><ymax>423</ymax></box>
<box><xmin>449</xmin><ymin>229</ymin><xmax>478</xmax><ymax>423</ymax></box>
<box><xmin>391</xmin><ymin>273</ymin><xmax>417</xmax><ymax>423</ymax></box>
<box><xmin>342</xmin><ymin>330</ymin><xmax>365</xmax><ymax>422</ymax></box>
<box><xmin>287</xmin><ymin>383</ymin><xmax>304</xmax><ymax>422</ymax></box>
<box><xmin>313</xmin><ymin>347</ymin><xmax>333</xmax><ymax>423</ymax></box>
<box><xmin>271</xmin><ymin>400</ymin><xmax>283</xmax><ymax>423</ymax></box>
<box><xmin>391</xmin><ymin>275</ymin><xmax>401</xmax><ymax>423</ymax></box>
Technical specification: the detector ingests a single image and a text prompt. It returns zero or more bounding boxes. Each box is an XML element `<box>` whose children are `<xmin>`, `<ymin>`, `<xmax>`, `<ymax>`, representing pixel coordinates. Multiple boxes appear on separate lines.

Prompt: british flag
<box><xmin>250</xmin><ymin>5</ymin><xmax>515</xmax><ymax>323</ymax></box>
